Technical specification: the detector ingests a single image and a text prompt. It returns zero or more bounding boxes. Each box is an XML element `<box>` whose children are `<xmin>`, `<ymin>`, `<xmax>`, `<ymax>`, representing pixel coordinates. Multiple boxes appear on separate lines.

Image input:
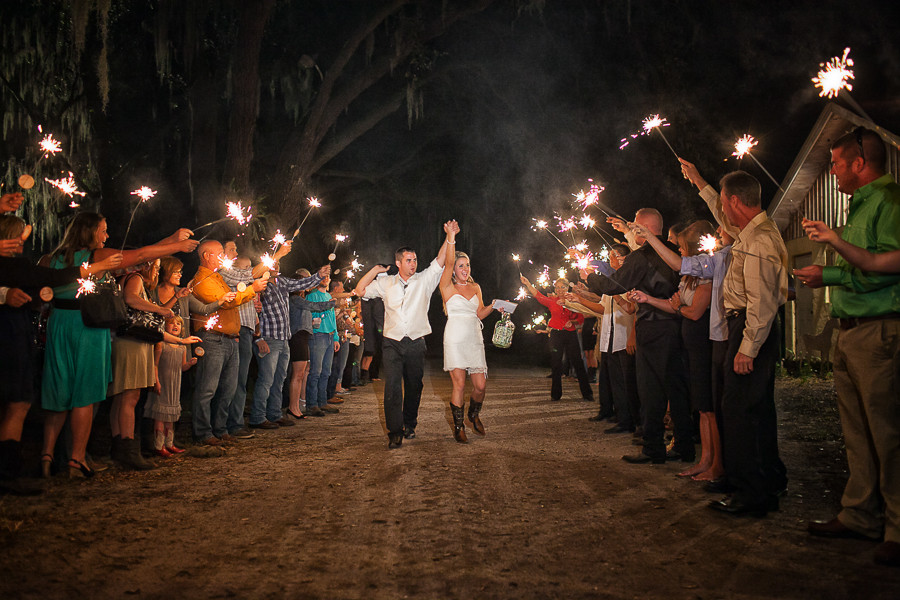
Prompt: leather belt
<box><xmin>53</xmin><ymin>298</ymin><xmax>81</xmax><ymax>310</ymax></box>
<box><xmin>838</xmin><ymin>313</ymin><xmax>900</xmax><ymax>330</ymax></box>
<box><xmin>725</xmin><ymin>308</ymin><xmax>746</xmax><ymax>320</ymax></box>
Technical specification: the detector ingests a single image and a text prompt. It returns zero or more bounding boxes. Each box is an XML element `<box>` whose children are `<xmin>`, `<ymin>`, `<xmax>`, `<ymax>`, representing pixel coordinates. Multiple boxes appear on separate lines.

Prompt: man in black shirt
<box><xmin>582</xmin><ymin>208</ymin><xmax>692</xmax><ymax>464</ymax></box>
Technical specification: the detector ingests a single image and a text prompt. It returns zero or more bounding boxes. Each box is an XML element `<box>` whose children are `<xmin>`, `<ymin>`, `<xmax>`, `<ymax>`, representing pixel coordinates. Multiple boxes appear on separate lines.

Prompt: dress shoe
<box><xmin>388</xmin><ymin>434</ymin><xmax>403</xmax><ymax>449</ymax></box>
<box><xmin>403</xmin><ymin>427</ymin><xmax>416</xmax><ymax>439</ymax></box>
<box><xmin>219</xmin><ymin>434</ymin><xmax>238</xmax><ymax>445</ymax></box>
<box><xmin>622</xmin><ymin>453</ymin><xmax>665</xmax><ymax>465</ymax></box>
<box><xmin>874</xmin><ymin>541</ymin><xmax>900</xmax><ymax>567</ymax></box>
<box><xmin>306</xmin><ymin>407</ymin><xmax>325</xmax><ymax>417</ymax></box>
<box><xmin>604</xmin><ymin>424</ymin><xmax>633</xmax><ymax>434</ymax></box>
<box><xmin>275</xmin><ymin>416</ymin><xmax>297</xmax><ymax>427</ymax></box>
<box><xmin>321</xmin><ymin>405</ymin><xmax>340</xmax><ymax>414</ymax></box>
<box><xmin>249</xmin><ymin>420</ymin><xmax>279</xmax><ymax>429</ymax></box>
<box><xmin>703</xmin><ymin>478</ymin><xmax>734</xmax><ymax>494</ymax></box>
<box><xmin>327</xmin><ymin>397</ymin><xmax>344</xmax><ymax>404</ymax></box>
<box><xmin>807</xmin><ymin>517</ymin><xmax>877</xmax><ymax>540</ymax></box>
<box><xmin>588</xmin><ymin>414</ymin><xmax>606</xmax><ymax>422</ymax></box>
<box><xmin>708</xmin><ymin>496</ymin><xmax>768</xmax><ymax>518</ymax></box>
<box><xmin>581</xmin><ymin>396</ymin><xmax>594</xmax><ymax>402</ymax></box>
<box><xmin>230</xmin><ymin>428</ymin><xmax>256</xmax><ymax>439</ymax></box>
<box><xmin>200</xmin><ymin>436</ymin><xmax>222</xmax><ymax>447</ymax></box>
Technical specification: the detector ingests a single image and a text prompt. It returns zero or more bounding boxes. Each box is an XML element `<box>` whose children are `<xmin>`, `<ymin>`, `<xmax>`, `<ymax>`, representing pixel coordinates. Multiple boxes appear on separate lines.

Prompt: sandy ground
<box><xmin>1</xmin><ymin>363</ymin><xmax>898</xmax><ymax>600</ymax></box>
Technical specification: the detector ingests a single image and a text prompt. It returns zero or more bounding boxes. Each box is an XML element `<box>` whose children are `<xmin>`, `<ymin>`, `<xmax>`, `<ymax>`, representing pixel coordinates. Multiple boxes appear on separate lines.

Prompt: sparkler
<box><xmin>75</xmin><ymin>278</ymin><xmax>96</xmax><ymax>297</ymax></box>
<box><xmin>44</xmin><ymin>172</ymin><xmax>86</xmax><ymax>198</ymax></box>
<box><xmin>515</xmin><ymin>287</ymin><xmax>527</xmax><ymax>301</ymax></box>
<box><xmin>39</xmin><ymin>133</ymin><xmax>62</xmax><ymax>158</ymax></box>
<box><xmin>532</xmin><ymin>219</ymin><xmax>569</xmax><ymax>250</ymax></box>
<box><xmin>730</xmin><ymin>134</ymin><xmax>785</xmax><ymax>193</ymax></box>
<box><xmin>120</xmin><ymin>186</ymin><xmax>158</xmax><ymax>251</ymax></box>
<box><xmin>811</xmin><ymin>47</ymin><xmax>873</xmax><ymax>122</ymax></box>
<box><xmin>536</xmin><ymin>265</ymin><xmax>550</xmax><ymax>288</ymax></box>
<box><xmin>328</xmin><ymin>234</ymin><xmax>347</xmax><ymax>261</ymax></box>
<box><xmin>195</xmin><ymin>201</ymin><xmax>253</xmax><ymax>232</ymax></box>
<box><xmin>699</xmin><ymin>234</ymin><xmax>718</xmax><ymax>255</ymax></box>
<box><xmin>511</xmin><ymin>253</ymin><xmax>522</xmax><ymax>275</ymax></box>
<box><xmin>620</xmin><ymin>114</ymin><xmax>679</xmax><ymax>159</ymax></box>
<box><xmin>260</xmin><ymin>253</ymin><xmax>276</xmax><ymax>271</ymax></box>
<box><xmin>292</xmin><ymin>197</ymin><xmax>322</xmax><ymax>239</ymax></box>
<box><xmin>204</xmin><ymin>314</ymin><xmax>220</xmax><ymax>331</ymax></box>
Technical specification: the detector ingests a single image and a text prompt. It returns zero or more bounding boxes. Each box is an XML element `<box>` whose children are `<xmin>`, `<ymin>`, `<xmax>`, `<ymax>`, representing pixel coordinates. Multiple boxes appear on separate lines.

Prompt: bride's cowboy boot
<box><xmin>468</xmin><ymin>399</ymin><xmax>485</xmax><ymax>435</ymax></box>
<box><xmin>451</xmin><ymin>404</ymin><xmax>468</xmax><ymax>443</ymax></box>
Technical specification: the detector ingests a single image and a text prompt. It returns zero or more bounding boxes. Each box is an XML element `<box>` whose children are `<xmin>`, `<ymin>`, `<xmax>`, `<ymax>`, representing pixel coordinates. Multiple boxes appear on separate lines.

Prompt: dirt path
<box><xmin>1</xmin><ymin>365</ymin><xmax>898</xmax><ymax>599</ymax></box>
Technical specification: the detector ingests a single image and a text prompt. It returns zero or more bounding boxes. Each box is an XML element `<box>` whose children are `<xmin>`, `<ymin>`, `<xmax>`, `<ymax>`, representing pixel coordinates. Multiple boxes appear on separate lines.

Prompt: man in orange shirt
<box><xmin>191</xmin><ymin>240</ymin><xmax>267</xmax><ymax>445</ymax></box>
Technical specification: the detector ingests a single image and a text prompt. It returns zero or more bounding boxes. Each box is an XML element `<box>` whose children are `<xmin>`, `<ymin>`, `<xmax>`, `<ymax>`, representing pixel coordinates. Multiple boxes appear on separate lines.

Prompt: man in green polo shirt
<box><xmin>794</xmin><ymin>127</ymin><xmax>900</xmax><ymax>568</ymax></box>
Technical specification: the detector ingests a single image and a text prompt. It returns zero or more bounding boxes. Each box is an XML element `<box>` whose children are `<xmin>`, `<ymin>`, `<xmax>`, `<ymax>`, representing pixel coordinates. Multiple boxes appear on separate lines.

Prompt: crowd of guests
<box><xmin>0</xmin><ymin>207</ymin><xmax>376</xmax><ymax>492</ymax></box>
<box><xmin>0</xmin><ymin>127</ymin><xmax>897</xmax><ymax>568</ymax></box>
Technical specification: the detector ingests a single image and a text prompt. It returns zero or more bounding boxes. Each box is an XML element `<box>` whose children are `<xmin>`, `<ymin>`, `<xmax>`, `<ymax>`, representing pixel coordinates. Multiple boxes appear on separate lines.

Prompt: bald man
<box><xmin>190</xmin><ymin>240</ymin><xmax>267</xmax><ymax>446</ymax></box>
<box><xmin>582</xmin><ymin>208</ymin><xmax>692</xmax><ymax>466</ymax></box>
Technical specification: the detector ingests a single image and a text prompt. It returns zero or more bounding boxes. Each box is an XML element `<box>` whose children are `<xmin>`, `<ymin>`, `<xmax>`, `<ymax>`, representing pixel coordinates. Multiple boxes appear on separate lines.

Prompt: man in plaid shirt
<box><xmin>250</xmin><ymin>245</ymin><xmax>331</xmax><ymax>429</ymax></box>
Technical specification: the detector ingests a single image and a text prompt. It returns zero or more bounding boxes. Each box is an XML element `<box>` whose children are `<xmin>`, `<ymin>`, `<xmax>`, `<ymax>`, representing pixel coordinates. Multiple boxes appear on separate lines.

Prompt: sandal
<box><xmin>286</xmin><ymin>409</ymin><xmax>306</xmax><ymax>420</ymax></box>
<box><xmin>40</xmin><ymin>454</ymin><xmax>53</xmax><ymax>479</ymax></box>
<box><xmin>68</xmin><ymin>459</ymin><xmax>95</xmax><ymax>479</ymax></box>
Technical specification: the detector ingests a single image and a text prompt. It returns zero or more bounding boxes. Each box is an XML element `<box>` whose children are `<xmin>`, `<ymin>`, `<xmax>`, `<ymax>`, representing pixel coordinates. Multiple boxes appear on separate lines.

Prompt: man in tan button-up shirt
<box><xmin>681</xmin><ymin>163</ymin><xmax>788</xmax><ymax>518</ymax></box>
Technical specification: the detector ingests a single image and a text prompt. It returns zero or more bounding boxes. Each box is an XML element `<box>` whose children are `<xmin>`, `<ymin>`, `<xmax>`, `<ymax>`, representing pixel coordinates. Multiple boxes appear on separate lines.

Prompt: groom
<box><xmin>354</xmin><ymin>221</ymin><xmax>458</xmax><ymax>448</ymax></box>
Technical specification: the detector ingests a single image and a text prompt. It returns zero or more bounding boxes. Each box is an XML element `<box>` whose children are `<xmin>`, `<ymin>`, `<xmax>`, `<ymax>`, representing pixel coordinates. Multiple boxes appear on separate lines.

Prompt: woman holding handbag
<box><xmin>40</xmin><ymin>212</ymin><xmax>199</xmax><ymax>478</ymax></box>
<box><xmin>108</xmin><ymin>260</ymin><xmax>200</xmax><ymax>470</ymax></box>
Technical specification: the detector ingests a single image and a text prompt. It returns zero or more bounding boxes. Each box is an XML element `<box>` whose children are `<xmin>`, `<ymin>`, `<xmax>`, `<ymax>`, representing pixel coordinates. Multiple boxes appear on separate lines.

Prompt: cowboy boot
<box><xmin>468</xmin><ymin>399</ymin><xmax>485</xmax><ymax>436</ymax></box>
<box><xmin>451</xmin><ymin>404</ymin><xmax>468</xmax><ymax>443</ymax></box>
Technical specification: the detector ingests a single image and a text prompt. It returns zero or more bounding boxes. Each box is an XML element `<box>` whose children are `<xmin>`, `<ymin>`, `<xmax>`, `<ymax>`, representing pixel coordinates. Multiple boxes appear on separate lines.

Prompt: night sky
<box><xmin>310</xmin><ymin>0</ymin><xmax>900</xmax><ymax>302</ymax></box>
<box><xmin>5</xmin><ymin>1</ymin><xmax>900</xmax><ymax>305</ymax></box>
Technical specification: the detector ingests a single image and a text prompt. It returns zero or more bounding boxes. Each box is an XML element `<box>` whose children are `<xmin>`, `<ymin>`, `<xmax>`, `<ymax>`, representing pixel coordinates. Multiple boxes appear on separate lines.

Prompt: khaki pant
<box><xmin>833</xmin><ymin>319</ymin><xmax>900</xmax><ymax>542</ymax></box>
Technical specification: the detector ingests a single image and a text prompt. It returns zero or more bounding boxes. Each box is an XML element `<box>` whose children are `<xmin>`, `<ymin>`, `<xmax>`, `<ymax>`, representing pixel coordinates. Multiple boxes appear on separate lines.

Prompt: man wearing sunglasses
<box><xmin>795</xmin><ymin>127</ymin><xmax>900</xmax><ymax>568</ymax></box>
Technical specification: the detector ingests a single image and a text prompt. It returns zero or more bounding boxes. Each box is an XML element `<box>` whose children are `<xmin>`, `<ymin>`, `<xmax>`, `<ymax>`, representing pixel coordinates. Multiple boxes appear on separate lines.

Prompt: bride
<box><xmin>439</xmin><ymin>222</ymin><xmax>497</xmax><ymax>443</ymax></box>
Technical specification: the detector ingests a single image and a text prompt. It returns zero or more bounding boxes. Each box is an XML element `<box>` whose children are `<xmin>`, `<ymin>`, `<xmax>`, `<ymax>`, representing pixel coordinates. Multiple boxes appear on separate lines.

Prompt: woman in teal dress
<box><xmin>40</xmin><ymin>212</ymin><xmax>200</xmax><ymax>478</ymax></box>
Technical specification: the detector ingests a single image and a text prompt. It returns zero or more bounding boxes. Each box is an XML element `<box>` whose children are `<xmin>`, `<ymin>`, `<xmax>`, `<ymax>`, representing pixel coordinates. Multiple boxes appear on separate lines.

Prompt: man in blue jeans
<box><xmin>191</xmin><ymin>240</ymin><xmax>267</xmax><ymax>445</ymax></box>
<box><xmin>306</xmin><ymin>276</ymin><xmax>340</xmax><ymax>417</ymax></box>
<box><xmin>250</xmin><ymin>248</ymin><xmax>328</xmax><ymax>428</ymax></box>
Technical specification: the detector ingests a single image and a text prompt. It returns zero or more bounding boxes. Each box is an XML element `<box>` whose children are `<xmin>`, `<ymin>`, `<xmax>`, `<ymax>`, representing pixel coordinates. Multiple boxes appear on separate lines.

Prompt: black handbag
<box><xmin>80</xmin><ymin>270</ymin><xmax>130</xmax><ymax>330</ymax></box>
<box><xmin>115</xmin><ymin>273</ymin><xmax>165</xmax><ymax>344</ymax></box>
<box><xmin>118</xmin><ymin>306</ymin><xmax>165</xmax><ymax>344</ymax></box>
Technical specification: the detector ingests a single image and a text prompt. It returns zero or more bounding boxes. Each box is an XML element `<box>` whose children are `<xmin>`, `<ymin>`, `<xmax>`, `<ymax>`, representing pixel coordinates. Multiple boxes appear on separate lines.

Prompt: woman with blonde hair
<box><xmin>439</xmin><ymin>225</ymin><xmax>497</xmax><ymax>442</ymax></box>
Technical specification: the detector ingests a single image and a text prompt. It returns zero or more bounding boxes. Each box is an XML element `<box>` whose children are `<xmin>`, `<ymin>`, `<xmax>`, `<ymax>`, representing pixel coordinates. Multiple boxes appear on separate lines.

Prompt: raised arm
<box><xmin>353</xmin><ymin>264</ymin><xmax>389</xmax><ymax>297</ymax></box>
<box><xmin>439</xmin><ymin>222</ymin><xmax>457</xmax><ymax>300</ymax></box>
<box><xmin>628</xmin><ymin>222</ymin><xmax>682</xmax><ymax>272</ymax></box>
<box><xmin>95</xmin><ymin>230</ymin><xmax>199</xmax><ymax>269</ymax></box>
<box><xmin>435</xmin><ymin>219</ymin><xmax>459</xmax><ymax>268</ymax></box>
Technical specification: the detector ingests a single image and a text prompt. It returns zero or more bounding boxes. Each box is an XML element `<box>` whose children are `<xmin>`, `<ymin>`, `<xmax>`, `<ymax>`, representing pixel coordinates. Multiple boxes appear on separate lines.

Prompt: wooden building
<box><xmin>768</xmin><ymin>102</ymin><xmax>900</xmax><ymax>361</ymax></box>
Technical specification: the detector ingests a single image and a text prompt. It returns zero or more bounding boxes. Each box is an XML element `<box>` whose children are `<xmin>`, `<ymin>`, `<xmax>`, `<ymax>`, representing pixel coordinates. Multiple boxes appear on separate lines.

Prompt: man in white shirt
<box><xmin>354</xmin><ymin>221</ymin><xmax>457</xmax><ymax>448</ymax></box>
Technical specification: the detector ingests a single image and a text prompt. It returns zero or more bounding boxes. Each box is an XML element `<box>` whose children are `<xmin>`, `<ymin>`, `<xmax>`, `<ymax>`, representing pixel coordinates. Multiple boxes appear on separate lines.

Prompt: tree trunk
<box><xmin>221</xmin><ymin>0</ymin><xmax>275</xmax><ymax>195</ymax></box>
<box><xmin>189</xmin><ymin>63</ymin><xmax>221</xmax><ymax>225</ymax></box>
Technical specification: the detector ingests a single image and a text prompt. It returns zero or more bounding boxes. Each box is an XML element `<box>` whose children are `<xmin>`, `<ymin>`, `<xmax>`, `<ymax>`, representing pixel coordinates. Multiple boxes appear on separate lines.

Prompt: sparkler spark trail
<box><xmin>195</xmin><ymin>201</ymin><xmax>253</xmax><ymax>234</ymax></box>
<box><xmin>620</xmin><ymin>114</ymin><xmax>679</xmax><ymax>159</ymax></box>
<box><xmin>573</xmin><ymin>182</ymin><xmax>605</xmax><ymax>210</ymax></box>
<box><xmin>220</xmin><ymin>257</ymin><xmax>235</xmax><ymax>270</ymax></box>
<box><xmin>45</xmin><ymin>172</ymin><xmax>86</xmax><ymax>197</ymax></box>
<box><xmin>39</xmin><ymin>133</ymin><xmax>62</xmax><ymax>158</ymax></box>
<box><xmin>732</xmin><ymin>134</ymin><xmax>758</xmax><ymax>159</ymax></box>
<box><xmin>699</xmin><ymin>234</ymin><xmax>718</xmax><ymax>255</ymax></box>
<box><xmin>328</xmin><ymin>233</ymin><xmax>348</xmax><ymax>261</ymax></box>
<box><xmin>812</xmin><ymin>47</ymin><xmax>854</xmax><ymax>98</ymax></box>
<box><xmin>515</xmin><ymin>287</ymin><xmax>527</xmax><ymax>301</ymax></box>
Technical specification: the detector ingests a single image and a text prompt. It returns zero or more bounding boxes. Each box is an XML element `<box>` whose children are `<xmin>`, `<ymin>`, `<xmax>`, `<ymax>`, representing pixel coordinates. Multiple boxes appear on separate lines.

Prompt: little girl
<box><xmin>145</xmin><ymin>316</ymin><xmax>197</xmax><ymax>457</ymax></box>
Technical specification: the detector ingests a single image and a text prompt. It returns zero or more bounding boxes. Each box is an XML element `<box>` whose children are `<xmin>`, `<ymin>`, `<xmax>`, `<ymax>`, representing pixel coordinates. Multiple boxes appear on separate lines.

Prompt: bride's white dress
<box><xmin>443</xmin><ymin>294</ymin><xmax>487</xmax><ymax>375</ymax></box>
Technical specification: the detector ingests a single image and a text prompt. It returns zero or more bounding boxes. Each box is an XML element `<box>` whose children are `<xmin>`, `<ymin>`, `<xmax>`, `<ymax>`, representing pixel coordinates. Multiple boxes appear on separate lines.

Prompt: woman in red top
<box><xmin>520</xmin><ymin>275</ymin><xmax>594</xmax><ymax>402</ymax></box>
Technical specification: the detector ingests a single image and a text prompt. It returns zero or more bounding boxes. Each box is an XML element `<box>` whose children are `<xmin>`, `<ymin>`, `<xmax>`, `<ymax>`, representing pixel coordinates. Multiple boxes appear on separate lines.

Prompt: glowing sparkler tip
<box><xmin>39</xmin><ymin>134</ymin><xmax>62</xmax><ymax>156</ymax></box>
<box><xmin>307</xmin><ymin>197</ymin><xmax>321</xmax><ymax>208</ymax></box>
<box><xmin>260</xmin><ymin>253</ymin><xmax>276</xmax><ymax>270</ymax></box>
<box><xmin>812</xmin><ymin>47</ymin><xmax>854</xmax><ymax>98</ymax></box>
<box><xmin>45</xmin><ymin>172</ymin><xmax>86</xmax><ymax>198</ymax></box>
<box><xmin>642</xmin><ymin>114</ymin><xmax>668</xmax><ymax>132</ymax></box>
<box><xmin>205</xmin><ymin>314</ymin><xmax>220</xmax><ymax>330</ymax></box>
<box><xmin>271</xmin><ymin>231</ymin><xmax>286</xmax><ymax>246</ymax></box>
<box><xmin>511</xmin><ymin>253</ymin><xmax>520</xmax><ymax>262</ymax></box>
<box><xmin>225</xmin><ymin>201</ymin><xmax>251</xmax><ymax>225</ymax></box>
<box><xmin>533</xmin><ymin>219</ymin><xmax>548</xmax><ymax>230</ymax></box>
<box><xmin>335</xmin><ymin>234</ymin><xmax>347</xmax><ymax>242</ymax></box>
<box><xmin>699</xmin><ymin>234</ymin><xmax>718</xmax><ymax>255</ymax></box>
<box><xmin>732</xmin><ymin>134</ymin><xmax>759</xmax><ymax>159</ymax></box>
<box><xmin>220</xmin><ymin>257</ymin><xmax>235</xmax><ymax>270</ymax></box>
<box><xmin>130</xmin><ymin>186</ymin><xmax>157</xmax><ymax>202</ymax></box>
<box><xmin>75</xmin><ymin>278</ymin><xmax>96</xmax><ymax>298</ymax></box>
